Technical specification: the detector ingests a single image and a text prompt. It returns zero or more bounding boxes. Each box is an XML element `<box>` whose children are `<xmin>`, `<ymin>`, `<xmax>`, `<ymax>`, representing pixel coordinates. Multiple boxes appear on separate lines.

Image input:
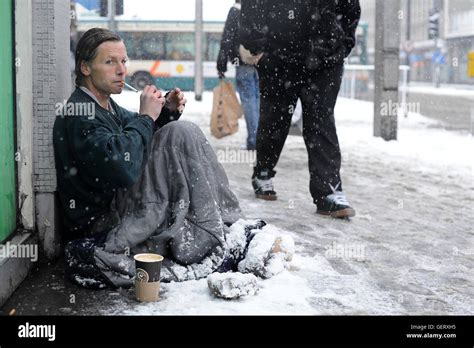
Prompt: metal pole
<box><xmin>406</xmin><ymin>0</ymin><xmax>411</xmax><ymax>84</ymax></box>
<box><xmin>194</xmin><ymin>0</ymin><xmax>203</xmax><ymax>101</ymax></box>
<box><xmin>401</xmin><ymin>66</ymin><xmax>408</xmax><ymax>117</ymax></box>
<box><xmin>374</xmin><ymin>0</ymin><xmax>400</xmax><ymax>141</ymax></box>
<box><xmin>108</xmin><ymin>0</ymin><xmax>116</xmax><ymax>32</ymax></box>
<box><xmin>350</xmin><ymin>69</ymin><xmax>356</xmax><ymax>99</ymax></box>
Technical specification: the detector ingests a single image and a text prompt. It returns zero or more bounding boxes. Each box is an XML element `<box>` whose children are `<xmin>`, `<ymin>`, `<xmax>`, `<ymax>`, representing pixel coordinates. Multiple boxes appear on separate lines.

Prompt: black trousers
<box><xmin>254</xmin><ymin>63</ymin><xmax>345</xmax><ymax>204</ymax></box>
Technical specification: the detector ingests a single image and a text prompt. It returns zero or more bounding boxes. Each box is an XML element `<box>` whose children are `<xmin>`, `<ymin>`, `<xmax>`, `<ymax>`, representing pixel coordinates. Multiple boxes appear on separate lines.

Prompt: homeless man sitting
<box><xmin>53</xmin><ymin>28</ymin><xmax>291</xmax><ymax>289</ymax></box>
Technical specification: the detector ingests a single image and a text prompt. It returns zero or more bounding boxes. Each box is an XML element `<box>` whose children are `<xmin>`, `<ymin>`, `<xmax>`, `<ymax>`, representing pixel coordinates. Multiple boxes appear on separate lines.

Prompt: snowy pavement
<box><xmin>99</xmin><ymin>91</ymin><xmax>473</xmax><ymax>315</ymax></box>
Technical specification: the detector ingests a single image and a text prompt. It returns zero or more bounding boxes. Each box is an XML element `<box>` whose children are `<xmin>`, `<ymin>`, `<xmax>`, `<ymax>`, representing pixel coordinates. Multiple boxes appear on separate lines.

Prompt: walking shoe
<box><xmin>316</xmin><ymin>191</ymin><xmax>356</xmax><ymax>218</ymax></box>
<box><xmin>252</xmin><ymin>176</ymin><xmax>277</xmax><ymax>201</ymax></box>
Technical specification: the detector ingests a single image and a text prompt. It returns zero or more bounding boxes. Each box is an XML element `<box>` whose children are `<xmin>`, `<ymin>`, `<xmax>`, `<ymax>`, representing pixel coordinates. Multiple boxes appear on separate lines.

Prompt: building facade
<box><xmin>0</xmin><ymin>0</ymin><xmax>70</xmax><ymax>306</ymax></box>
<box><xmin>359</xmin><ymin>0</ymin><xmax>474</xmax><ymax>85</ymax></box>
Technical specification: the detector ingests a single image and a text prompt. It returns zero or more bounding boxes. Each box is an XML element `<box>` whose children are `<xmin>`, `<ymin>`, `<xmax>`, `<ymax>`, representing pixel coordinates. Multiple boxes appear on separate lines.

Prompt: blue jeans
<box><xmin>236</xmin><ymin>65</ymin><xmax>260</xmax><ymax>149</ymax></box>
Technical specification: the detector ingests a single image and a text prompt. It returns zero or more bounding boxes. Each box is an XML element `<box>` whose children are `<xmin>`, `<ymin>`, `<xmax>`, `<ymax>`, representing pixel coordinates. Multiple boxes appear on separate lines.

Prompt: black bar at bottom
<box><xmin>0</xmin><ymin>315</ymin><xmax>472</xmax><ymax>346</ymax></box>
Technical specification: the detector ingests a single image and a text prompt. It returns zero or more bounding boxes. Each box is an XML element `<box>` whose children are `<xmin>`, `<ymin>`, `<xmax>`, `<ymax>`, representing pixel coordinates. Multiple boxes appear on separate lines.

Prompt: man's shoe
<box><xmin>252</xmin><ymin>176</ymin><xmax>277</xmax><ymax>201</ymax></box>
<box><xmin>316</xmin><ymin>191</ymin><xmax>355</xmax><ymax>218</ymax></box>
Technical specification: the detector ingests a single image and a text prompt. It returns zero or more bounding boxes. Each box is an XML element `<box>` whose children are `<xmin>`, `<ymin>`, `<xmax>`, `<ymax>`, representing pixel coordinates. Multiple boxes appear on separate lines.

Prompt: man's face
<box><xmin>81</xmin><ymin>40</ymin><xmax>128</xmax><ymax>96</ymax></box>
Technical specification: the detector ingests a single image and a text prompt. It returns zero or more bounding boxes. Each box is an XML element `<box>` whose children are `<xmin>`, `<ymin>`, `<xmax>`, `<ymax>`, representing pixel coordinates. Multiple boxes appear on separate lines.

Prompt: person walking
<box><xmin>240</xmin><ymin>0</ymin><xmax>360</xmax><ymax>218</ymax></box>
<box><xmin>217</xmin><ymin>0</ymin><xmax>260</xmax><ymax>150</ymax></box>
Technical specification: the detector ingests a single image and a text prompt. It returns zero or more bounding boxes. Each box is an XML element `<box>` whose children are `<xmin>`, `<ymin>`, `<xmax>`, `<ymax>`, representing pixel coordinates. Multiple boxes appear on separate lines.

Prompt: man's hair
<box><xmin>74</xmin><ymin>28</ymin><xmax>122</xmax><ymax>86</ymax></box>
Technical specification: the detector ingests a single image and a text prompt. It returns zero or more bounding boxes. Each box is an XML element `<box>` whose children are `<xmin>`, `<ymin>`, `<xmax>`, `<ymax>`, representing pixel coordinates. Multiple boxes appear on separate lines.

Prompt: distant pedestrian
<box><xmin>217</xmin><ymin>0</ymin><xmax>260</xmax><ymax>150</ymax></box>
<box><xmin>240</xmin><ymin>0</ymin><xmax>360</xmax><ymax>218</ymax></box>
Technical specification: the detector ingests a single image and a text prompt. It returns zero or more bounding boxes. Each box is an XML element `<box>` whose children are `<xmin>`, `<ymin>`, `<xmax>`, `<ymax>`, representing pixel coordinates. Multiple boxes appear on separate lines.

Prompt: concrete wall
<box><xmin>15</xmin><ymin>0</ymin><xmax>35</xmax><ymax>232</ymax></box>
<box><xmin>0</xmin><ymin>0</ymin><xmax>71</xmax><ymax>308</ymax></box>
<box><xmin>0</xmin><ymin>233</ymin><xmax>37</xmax><ymax>307</ymax></box>
<box><xmin>32</xmin><ymin>0</ymin><xmax>71</xmax><ymax>258</ymax></box>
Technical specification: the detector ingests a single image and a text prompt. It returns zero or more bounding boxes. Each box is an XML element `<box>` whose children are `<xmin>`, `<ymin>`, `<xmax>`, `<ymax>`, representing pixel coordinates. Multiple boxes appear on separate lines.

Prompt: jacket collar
<box><xmin>76</xmin><ymin>86</ymin><xmax>116</xmax><ymax>114</ymax></box>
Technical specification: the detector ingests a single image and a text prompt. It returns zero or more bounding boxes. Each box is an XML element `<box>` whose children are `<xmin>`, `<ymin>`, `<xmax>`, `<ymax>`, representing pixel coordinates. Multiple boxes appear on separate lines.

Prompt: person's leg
<box><xmin>300</xmin><ymin>64</ymin><xmax>354</xmax><ymax>217</ymax></box>
<box><xmin>249</xmin><ymin>66</ymin><xmax>261</xmax><ymax>150</ymax></box>
<box><xmin>254</xmin><ymin>71</ymin><xmax>298</xmax><ymax>180</ymax></box>
<box><xmin>64</xmin><ymin>232</ymin><xmax>111</xmax><ymax>289</ymax></box>
<box><xmin>236</xmin><ymin>65</ymin><xmax>259</xmax><ymax>150</ymax></box>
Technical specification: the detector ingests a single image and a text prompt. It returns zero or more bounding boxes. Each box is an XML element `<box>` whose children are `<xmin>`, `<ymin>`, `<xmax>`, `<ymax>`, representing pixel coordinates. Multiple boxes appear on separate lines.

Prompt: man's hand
<box><xmin>165</xmin><ymin>88</ymin><xmax>187</xmax><ymax>115</ymax></box>
<box><xmin>239</xmin><ymin>45</ymin><xmax>264</xmax><ymax>66</ymax></box>
<box><xmin>255</xmin><ymin>52</ymin><xmax>264</xmax><ymax>65</ymax></box>
<box><xmin>139</xmin><ymin>85</ymin><xmax>165</xmax><ymax>121</ymax></box>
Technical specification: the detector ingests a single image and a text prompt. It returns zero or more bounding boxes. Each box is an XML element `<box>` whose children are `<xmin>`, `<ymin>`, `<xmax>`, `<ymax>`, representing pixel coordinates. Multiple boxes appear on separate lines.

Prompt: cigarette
<box><xmin>123</xmin><ymin>81</ymin><xmax>138</xmax><ymax>93</ymax></box>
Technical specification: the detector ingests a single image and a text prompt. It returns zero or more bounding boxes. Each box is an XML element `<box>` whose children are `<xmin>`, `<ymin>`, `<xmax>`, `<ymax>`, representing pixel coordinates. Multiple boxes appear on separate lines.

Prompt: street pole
<box><xmin>374</xmin><ymin>0</ymin><xmax>400</xmax><ymax>141</ymax></box>
<box><xmin>194</xmin><ymin>0</ymin><xmax>203</xmax><ymax>101</ymax></box>
<box><xmin>432</xmin><ymin>0</ymin><xmax>444</xmax><ymax>88</ymax></box>
<box><xmin>108</xmin><ymin>0</ymin><xmax>116</xmax><ymax>32</ymax></box>
<box><xmin>404</xmin><ymin>0</ymin><xmax>412</xmax><ymax>118</ymax></box>
<box><xmin>406</xmin><ymin>0</ymin><xmax>411</xmax><ymax>84</ymax></box>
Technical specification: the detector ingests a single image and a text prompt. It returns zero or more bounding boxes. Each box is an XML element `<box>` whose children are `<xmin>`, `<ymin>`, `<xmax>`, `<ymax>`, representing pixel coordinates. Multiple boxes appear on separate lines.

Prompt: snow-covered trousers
<box><xmin>65</xmin><ymin>121</ymin><xmax>249</xmax><ymax>289</ymax></box>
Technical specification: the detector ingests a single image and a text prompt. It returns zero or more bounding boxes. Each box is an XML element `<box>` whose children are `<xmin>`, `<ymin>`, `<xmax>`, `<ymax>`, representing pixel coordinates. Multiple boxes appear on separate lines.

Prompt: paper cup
<box><xmin>134</xmin><ymin>253</ymin><xmax>163</xmax><ymax>302</ymax></box>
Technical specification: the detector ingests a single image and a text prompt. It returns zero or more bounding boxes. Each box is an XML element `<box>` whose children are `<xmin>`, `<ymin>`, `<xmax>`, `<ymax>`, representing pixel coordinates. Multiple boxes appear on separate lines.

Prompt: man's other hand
<box><xmin>165</xmin><ymin>88</ymin><xmax>187</xmax><ymax>115</ymax></box>
<box><xmin>139</xmin><ymin>85</ymin><xmax>165</xmax><ymax>121</ymax></box>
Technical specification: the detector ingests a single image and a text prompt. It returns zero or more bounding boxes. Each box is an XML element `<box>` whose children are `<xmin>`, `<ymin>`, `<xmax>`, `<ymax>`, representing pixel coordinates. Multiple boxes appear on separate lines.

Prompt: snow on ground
<box><xmin>108</xmin><ymin>91</ymin><xmax>473</xmax><ymax>315</ymax></box>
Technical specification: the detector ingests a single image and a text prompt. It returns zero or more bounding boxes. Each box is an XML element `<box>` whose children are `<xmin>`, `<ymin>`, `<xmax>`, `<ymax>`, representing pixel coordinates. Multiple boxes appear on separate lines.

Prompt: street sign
<box><xmin>468</xmin><ymin>51</ymin><xmax>474</xmax><ymax>78</ymax></box>
<box><xmin>76</xmin><ymin>0</ymin><xmax>99</xmax><ymax>11</ymax></box>
<box><xmin>432</xmin><ymin>51</ymin><xmax>446</xmax><ymax>65</ymax></box>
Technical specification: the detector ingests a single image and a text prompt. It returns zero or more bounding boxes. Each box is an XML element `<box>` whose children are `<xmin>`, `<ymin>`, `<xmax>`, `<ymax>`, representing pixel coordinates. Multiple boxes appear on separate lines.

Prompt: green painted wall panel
<box><xmin>0</xmin><ymin>0</ymin><xmax>16</xmax><ymax>242</ymax></box>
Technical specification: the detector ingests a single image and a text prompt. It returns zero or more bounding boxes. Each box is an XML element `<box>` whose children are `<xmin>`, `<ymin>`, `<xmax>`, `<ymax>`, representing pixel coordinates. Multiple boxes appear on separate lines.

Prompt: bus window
<box><xmin>121</xmin><ymin>32</ymin><xmax>165</xmax><ymax>60</ymax></box>
<box><xmin>205</xmin><ymin>32</ymin><xmax>222</xmax><ymax>61</ymax></box>
<box><xmin>165</xmin><ymin>33</ymin><xmax>194</xmax><ymax>61</ymax></box>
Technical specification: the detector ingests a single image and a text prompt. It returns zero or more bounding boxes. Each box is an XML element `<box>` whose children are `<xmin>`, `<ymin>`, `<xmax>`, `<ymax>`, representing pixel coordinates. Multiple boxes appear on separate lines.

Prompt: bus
<box><xmin>76</xmin><ymin>18</ymin><xmax>235</xmax><ymax>91</ymax></box>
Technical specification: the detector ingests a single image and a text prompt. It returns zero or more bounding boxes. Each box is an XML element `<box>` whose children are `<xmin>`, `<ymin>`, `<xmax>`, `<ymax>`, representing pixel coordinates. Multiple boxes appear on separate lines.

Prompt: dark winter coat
<box><xmin>53</xmin><ymin>87</ymin><xmax>179</xmax><ymax>238</ymax></box>
<box><xmin>217</xmin><ymin>3</ymin><xmax>249</xmax><ymax>74</ymax></box>
<box><xmin>240</xmin><ymin>0</ymin><xmax>361</xmax><ymax>74</ymax></box>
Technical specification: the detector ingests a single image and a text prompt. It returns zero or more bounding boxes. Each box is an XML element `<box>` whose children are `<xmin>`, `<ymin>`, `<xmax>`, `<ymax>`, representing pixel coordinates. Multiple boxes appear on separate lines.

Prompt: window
<box><xmin>121</xmin><ymin>32</ymin><xmax>165</xmax><ymax>60</ymax></box>
<box><xmin>164</xmin><ymin>33</ymin><xmax>195</xmax><ymax>60</ymax></box>
<box><xmin>205</xmin><ymin>33</ymin><xmax>222</xmax><ymax>61</ymax></box>
<box><xmin>120</xmin><ymin>31</ymin><xmax>224</xmax><ymax>62</ymax></box>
